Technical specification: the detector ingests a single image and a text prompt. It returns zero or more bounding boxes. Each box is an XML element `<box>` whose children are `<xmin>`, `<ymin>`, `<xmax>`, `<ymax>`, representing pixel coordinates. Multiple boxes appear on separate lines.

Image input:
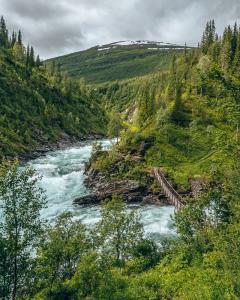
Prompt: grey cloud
<box><xmin>3</xmin><ymin>0</ymin><xmax>68</xmax><ymax>20</ymax></box>
<box><xmin>0</xmin><ymin>0</ymin><xmax>240</xmax><ymax>59</ymax></box>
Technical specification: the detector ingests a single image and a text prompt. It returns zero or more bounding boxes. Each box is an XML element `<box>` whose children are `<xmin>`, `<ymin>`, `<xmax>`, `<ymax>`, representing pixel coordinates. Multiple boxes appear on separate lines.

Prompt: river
<box><xmin>27</xmin><ymin>139</ymin><xmax>176</xmax><ymax>241</ymax></box>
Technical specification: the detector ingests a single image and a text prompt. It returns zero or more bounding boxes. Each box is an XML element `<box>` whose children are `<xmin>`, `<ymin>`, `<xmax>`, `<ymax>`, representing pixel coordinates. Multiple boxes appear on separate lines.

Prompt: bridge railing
<box><xmin>152</xmin><ymin>167</ymin><xmax>184</xmax><ymax>210</ymax></box>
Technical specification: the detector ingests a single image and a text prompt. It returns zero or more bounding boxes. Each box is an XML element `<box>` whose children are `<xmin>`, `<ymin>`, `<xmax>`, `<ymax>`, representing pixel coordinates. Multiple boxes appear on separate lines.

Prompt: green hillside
<box><xmin>2</xmin><ymin>14</ymin><xmax>240</xmax><ymax>299</ymax></box>
<box><xmin>84</xmin><ymin>22</ymin><xmax>240</xmax><ymax>298</ymax></box>
<box><xmin>45</xmin><ymin>41</ymin><xmax>190</xmax><ymax>83</ymax></box>
<box><xmin>0</xmin><ymin>24</ymin><xmax>107</xmax><ymax>159</ymax></box>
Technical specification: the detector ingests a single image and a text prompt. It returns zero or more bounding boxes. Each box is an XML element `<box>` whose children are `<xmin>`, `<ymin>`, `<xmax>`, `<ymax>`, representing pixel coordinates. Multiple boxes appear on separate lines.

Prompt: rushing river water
<box><xmin>27</xmin><ymin>139</ymin><xmax>176</xmax><ymax>241</ymax></box>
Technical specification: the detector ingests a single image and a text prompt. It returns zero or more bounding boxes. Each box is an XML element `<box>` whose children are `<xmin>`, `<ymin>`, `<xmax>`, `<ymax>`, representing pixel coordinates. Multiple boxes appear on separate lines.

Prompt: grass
<box><xmin>45</xmin><ymin>45</ymin><xmax>185</xmax><ymax>84</ymax></box>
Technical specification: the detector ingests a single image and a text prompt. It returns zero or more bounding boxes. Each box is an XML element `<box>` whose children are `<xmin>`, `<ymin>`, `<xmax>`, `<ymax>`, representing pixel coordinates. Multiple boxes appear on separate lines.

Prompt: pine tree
<box><xmin>0</xmin><ymin>16</ymin><xmax>8</xmax><ymax>47</ymax></box>
<box><xmin>210</xmin><ymin>39</ymin><xmax>221</xmax><ymax>62</ymax></box>
<box><xmin>17</xmin><ymin>30</ymin><xmax>22</xmax><ymax>46</ymax></box>
<box><xmin>29</xmin><ymin>46</ymin><xmax>35</xmax><ymax>67</ymax></box>
<box><xmin>171</xmin><ymin>82</ymin><xmax>185</xmax><ymax>126</ymax></box>
<box><xmin>221</xmin><ymin>26</ymin><xmax>233</xmax><ymax>71</ymax></box>
<box><xmin>233</xmin><ymin>29</ymin><xmax>240</xmax><ymax>70</ymax></box>
<box><xmin>210</xmin><ymin>20</ymin><xmax>216</xmax><ymax>44</ymax></box>
<box><xmin>35</xmin><ymin>54</ymin><xmax>41</xmax><ymax>67</ymax></box>
<box><xmin>201</xmin><ymin>20</ymin><xmax>216</xmax><ymax>54</ymax></box>
<box><xmin>167</xmin><ymin>55</ymin><xmax>178</xmax><ymax>98</ymax></box>
<box><xmin>11</xmin><ymin>31</ymin><xmax>16</xmax><ymax>47</ymax></box>
<box><xmin>12</xmin><ymin>42</ymin><xmax>24</xmax><ymax>61</ymax></box>
<box><xmin>138</xmin><ymin>92</ymin><xmax>148</xmax><ymax>127</ymax></box>
<box><xmin>26</xmin><ymin>44</ymin><xmax>30</xmax><ymax>66</ymax></box>
<box><xmin>137</xmin><ymin>83</ymin><xmax>155</xmax><ymax>127</ymax></box>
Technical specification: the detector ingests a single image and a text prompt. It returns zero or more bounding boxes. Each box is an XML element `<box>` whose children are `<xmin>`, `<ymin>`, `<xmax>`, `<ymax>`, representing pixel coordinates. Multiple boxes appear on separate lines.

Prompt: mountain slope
<box><xmin>45</xmin><ymin>41</ymin><xmax>192</xmax><ymax>83</ymax></box>
<box><xmin>0</xmin><ymin>47</ymin><xmax>107</xmax><ymax>159</ymax></box>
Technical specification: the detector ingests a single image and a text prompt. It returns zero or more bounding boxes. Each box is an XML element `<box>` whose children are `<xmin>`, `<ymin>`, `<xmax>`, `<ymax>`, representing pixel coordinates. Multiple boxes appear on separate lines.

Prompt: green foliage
<box><xmin>76</xmin><ymin>20</ymin><xmax>240</xmax><ymax>299</ymax></box>
<box><xmin>93</xmin><ymin>196</ymin><xmax>144</xmax><ymax>267</ymax></box>
<box><xmin>107</xmin><ymin>112</ymin><xmax>124</xmax><ymax>141</ymax></box>
<box><xmin>201</xmin><ymin>20</ymin><xmax>216</xmax><ymax>54</ymax></box>
<box><xmin>1</xmin><ymin>16</ymin><xmax>240</xmax><ymax>300</ymax></box>
<box><xmin>0</xmin><ymin>17</ymin><xmax>107</xmax><ymax>159</ymax></box>
<box><xmin>137</xmin><ymin>82</ymin><xmax>155</xmax><ymax>127</ymax></box>
<box><xmin>45</xmin><ymin>44</ymin><xmax>185</xmax><ymax>84</ymax></box>
<box><xmin>0</xmin><ymin>160</ymin><xmax>46</xmax><ymax>299</ymax></box>
<box><xmin>35</xmin><ymin>212</ymin><xmax>89</xmax><ymax>293</ymax></box>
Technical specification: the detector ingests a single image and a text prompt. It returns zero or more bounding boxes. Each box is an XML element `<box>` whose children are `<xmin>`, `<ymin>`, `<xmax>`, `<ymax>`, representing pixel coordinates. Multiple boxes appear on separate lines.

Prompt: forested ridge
<box><xmin>0</xmin><ymin>17</ymin><xmax>107</xmax><ymax>159</ymax></box>
<box><xmin>45</xmin><ymin>42</ymin><xmax>186</xmax><ymax>84</ymax></box>
<box><xmin>1</xmin><ymin>17</ymin><xmax>240</xmax><ymax>299</ymax></box>
<box><xmin>81</xmin><ymin>20</ymin><xmax>240</xmax><ymax>298</ymax></box>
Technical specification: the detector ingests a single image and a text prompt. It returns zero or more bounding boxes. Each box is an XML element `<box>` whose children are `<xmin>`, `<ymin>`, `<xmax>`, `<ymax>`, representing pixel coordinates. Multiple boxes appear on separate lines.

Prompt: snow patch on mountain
<box><xmin>98</xmin><ymin>47</ymin><xmax>111</xmax><ymax>51</ymax></box>
<box><xmin>109</xmin><ymin>40</ymin><xmax>176</xmax><ymax>47</ymax></box>
<box><xmin>96</xmin><ymin>40</ymin><xmax>190</xmax><ymax>52</ymax></box>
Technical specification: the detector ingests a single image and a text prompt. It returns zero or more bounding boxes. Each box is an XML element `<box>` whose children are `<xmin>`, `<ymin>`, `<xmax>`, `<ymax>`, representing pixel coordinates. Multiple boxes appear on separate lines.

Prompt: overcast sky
<box><xmin>1</xmin><ymin>0</ymin><xmax>240</xmax><ymax>59</ymax></box>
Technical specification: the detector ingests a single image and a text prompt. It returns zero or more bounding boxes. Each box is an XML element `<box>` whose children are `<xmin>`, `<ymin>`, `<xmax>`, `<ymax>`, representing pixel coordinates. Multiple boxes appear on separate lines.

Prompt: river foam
<box><xmin>26</xmin><ymin>139</ymin><xmax>176</xmax><ymax>241</ymax></box>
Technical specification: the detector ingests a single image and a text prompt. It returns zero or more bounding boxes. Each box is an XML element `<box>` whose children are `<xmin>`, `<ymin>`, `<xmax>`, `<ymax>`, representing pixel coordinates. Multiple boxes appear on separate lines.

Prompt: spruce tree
<box><xmin>12</xmin><ymin>42</ymin><xmax>25</xmax><ymax>61</ymax></box>
<box><xmin>35</xmin><ymin>54</ymin><xmax>41</xmax><ymax>67</ymax></box>
<box><xmin>167</xmin><ymin>55</ymin><xmax>178</xmax><ymax>98</ymax></box>
<box><xmin>137</xmin><ymin>83</ymin><xmax>155</xmax><ymax>127</ymax></box>
<box><xmin>221</xmin><ymin>26</ymin><xmax>233</xmax><ymax>70</ymax></box>
<box><xmin>11</xmin><ymin>31</ymin><xmax>16</xmax><ymax>47</ymax></box>
<box><xmin>233</xmin><ymin>28</ymin><xmax>240</xmax><ymax>70</ymax></box>
<box><xmin>26</xmin><ymin>44</ymin><xmax>30</xmax><ymax>66</ymax></box>
<box><xmin>17</xmin><ymin>30</ymin><xmax>22</xmax><ymax>46</ymax></box>
<box><xmin>29</xmin><ymin>46</ymin><xmax>35</xmax><ymax>67</ymax></box>
<box><xmin>0</xmin><ymin>16</ymin><xmax>8</xmax><ymax>47</ymax></box>
<box><xmin>171</xmin><ymin>82</ymin><xmax>184</xmax><ymax>125</ymax></box>
<box><xmin>201</xmin><ymin>20</ymin><xmax>216</xmax><ymax>54</ymax></box>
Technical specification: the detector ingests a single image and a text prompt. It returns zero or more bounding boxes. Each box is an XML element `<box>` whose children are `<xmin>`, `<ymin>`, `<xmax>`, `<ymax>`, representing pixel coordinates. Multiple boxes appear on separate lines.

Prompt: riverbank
<box><xmin>22</xmin><ymin>139</ymin><xmax>176</xmax><ymax>239</ymax></box>
<box><xmin>19</xmin><ymin>132</ymin><xmax>106</xmax><ymax>162</ymax></box>
<box><xmin>74</xmin><ymin>166</ymin><xmax>171</xmax><ymax>207</ymax></box>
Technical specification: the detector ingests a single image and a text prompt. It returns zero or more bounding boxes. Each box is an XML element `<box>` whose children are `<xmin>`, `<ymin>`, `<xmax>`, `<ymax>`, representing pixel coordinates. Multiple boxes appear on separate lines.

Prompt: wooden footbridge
<box><xmin>152</xmin><ymin>167</ymin><xmax>184</xmax><ymax>210</ymax></box>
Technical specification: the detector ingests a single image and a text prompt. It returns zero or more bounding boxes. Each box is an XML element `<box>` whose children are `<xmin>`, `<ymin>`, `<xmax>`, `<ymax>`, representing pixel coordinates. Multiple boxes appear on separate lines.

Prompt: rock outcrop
<box><xmin>74</xmin><ymin>168</ymin><xmax>170</xmax><ymax>206</ymax></box>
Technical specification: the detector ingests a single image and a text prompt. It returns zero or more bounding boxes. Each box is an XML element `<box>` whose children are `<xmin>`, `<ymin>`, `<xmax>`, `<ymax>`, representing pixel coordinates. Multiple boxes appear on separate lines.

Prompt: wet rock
<box><xmin>189</xmin><ymin>177</ymin><xmax>206</xmax><ymax>198</ymax></box>
<box><xmin>74</xmin><ymin>167</ymin><xmax>169</xmax><ymax>207</ymax></box>
<box><xmin>74</xmin><ymin>176</ymin><xmax>146</xmax><ymax>206</ymax></box>
<box><xmin>142</xmin><ymin>194</ymin><xmax>170</xmax><ymax>206</ymax></box>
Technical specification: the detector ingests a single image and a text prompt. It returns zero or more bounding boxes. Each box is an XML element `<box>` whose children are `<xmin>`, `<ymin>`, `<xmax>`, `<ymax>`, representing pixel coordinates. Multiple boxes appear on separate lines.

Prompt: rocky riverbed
<box><xmin>74</xmin><ymin>167</ymin><xmax>170</xmax><ymax>206</ymax></box>
<box><xmin>20</xmin><ymin>132</ymin><xmax>105</xmax><ymax>162</ymax></box>
<box><xmin>22</xmin><ymin>138</ymin><xmax>176</xmax><ymax>240</ymax></box>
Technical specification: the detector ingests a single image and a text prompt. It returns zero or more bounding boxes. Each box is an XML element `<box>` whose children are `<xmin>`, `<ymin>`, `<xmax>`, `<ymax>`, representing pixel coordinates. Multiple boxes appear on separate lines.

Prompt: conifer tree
<box><xmin>232</xmin><ymin>23</ymin><xmax>238</xmax><ymax>56</ymax></box>
<box><xmin>171</xmin><ymin>82</ymin><xmax>185</xmax><ymax>126</ymax></box>
<box><xmin>29</xmin><ymin>46</ymin><xmax>35</xmax><ymax>67</ymax></box>
<box><xmin>12</xmin><ymin>42</ymin><xmax>25</xmax><ymax>61</ymax></box>
<box><xmin>137</xmin><ymin>83</ymin><xmax>155</xmax><ymax>127</ymax></box>
<box><xmin>50</xmin><ymin>61</ymin><xmax>56</xmax><ymax>76</ymax></box>
<box><xmin>11</xmin><ymin>31</ymin><xmax>16</xmax><ymax>47</ymax></box>
<box><xmin>0</xmin><ymin>16</ymin><xmax>8</xmax><ymax>47</ymax></box>
<box><xmin>17</xmin><ymin>30</ymin><xmax>22</xmax><ymax>46</ymax></box>
<box><xmin>210</xmin><ymin>20</ymin><xmax>216</xmax><ymax>43</ymax></box>
<box><xmin>35</xmin><ymin>54</ymin><xmax>41</xmax><ymax>67</ymax></box>
<box><xmin>26</xmin><ymin>44</ymin><xmax>30</xmax><ymax>66</ymax></box>
<box><xmin>201</xmin><ymin>20</ymin><xmax>216</xmax><ymax>54</ymax></box>
<box><xmin>233</xmin><ymin>29</ymin><xmax>240</xmax><ymax>70</ymax></box>
<box><xmin>167</xmin><ymin>55</ymin><xmax>178</xmax><ymax>97</ymax></box>
<box><xmin>221</xmin><ymin>26</ymin><xmax>233</xmax><ymax>70</ymax></box>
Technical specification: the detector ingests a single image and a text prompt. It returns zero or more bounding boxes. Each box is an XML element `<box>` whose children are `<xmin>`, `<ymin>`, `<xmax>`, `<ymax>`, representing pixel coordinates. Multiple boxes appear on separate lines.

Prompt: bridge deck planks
<box><xmin>152</xmin><ymin>167</ymin><xmax>184</xmax><ymax>210</ymax></box>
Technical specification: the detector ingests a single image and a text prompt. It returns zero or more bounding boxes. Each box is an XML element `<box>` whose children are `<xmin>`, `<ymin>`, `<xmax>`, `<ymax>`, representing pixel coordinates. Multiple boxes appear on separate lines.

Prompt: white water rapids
<box><xmin>26</xmin><ymin>139</ymin><xmax>176</xmax><ymax>241</ymax></box>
